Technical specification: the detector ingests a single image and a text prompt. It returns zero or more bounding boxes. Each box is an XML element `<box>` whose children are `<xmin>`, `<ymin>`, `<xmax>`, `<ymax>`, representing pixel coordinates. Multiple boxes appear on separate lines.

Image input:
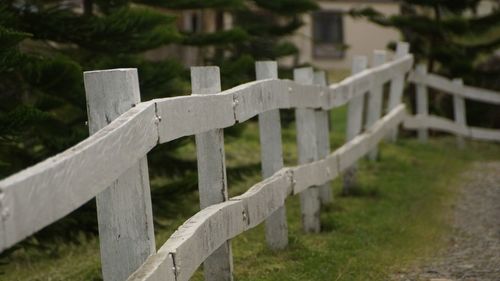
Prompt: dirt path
<box><xmin>394</xmin><ymin>162</ymin><xmax>500</xmax><ymax>281</ymax></box>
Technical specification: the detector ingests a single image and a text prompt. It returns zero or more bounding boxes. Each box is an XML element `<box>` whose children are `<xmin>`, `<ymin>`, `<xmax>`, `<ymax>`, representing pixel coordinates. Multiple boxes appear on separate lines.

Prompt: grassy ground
<box><xmin>2</xmin><ymin>106</ymin><xmax>500</xmax><ymax>281</ymax></box>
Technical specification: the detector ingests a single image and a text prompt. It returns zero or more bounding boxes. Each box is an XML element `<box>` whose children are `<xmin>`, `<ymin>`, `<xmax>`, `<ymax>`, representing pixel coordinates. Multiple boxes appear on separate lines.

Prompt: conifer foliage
<box><xmin>0</xmin><ymin>0</ymin><xmax>182</xmax><ymax>178</ymax></box>
<box><xmin>350</xmin><ymin>0</ymin><xmax>500</xmax><ymax>87</ymax></box>
<box><xmin>351</xmin><ymin>1</ymin><xmax>500</xmax><ymax>127</ymax></box>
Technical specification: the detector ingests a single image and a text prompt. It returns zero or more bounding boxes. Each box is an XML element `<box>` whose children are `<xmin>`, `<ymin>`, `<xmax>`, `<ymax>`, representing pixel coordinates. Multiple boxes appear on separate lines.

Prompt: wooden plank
<box><xmin>409</xmin><ymin>71</ymin><xmax>500</xmax><ymax>105</ymax></box>
<box><xmin>403</xmin><ymin>115</ymin><xmax>469</xmax><ymax>136</ymax></box>
<box><xmin>156</xmin><ymin>94</ymin><xmax>235</xmax><ymax>143</ymax></box>
<box><xmin>469</xmin><ymin>127</ymin><xmax>500</xmax><ymax>142</ymax></box>
<box><xmin>294</xmin><ymin>67</ymin><xmax>321</xmax><ymax>233</ymax></box>
<box><xmin>292</xmin><ymin>159</ymin><xmax>330</xmax><ymax>195</ymax></box>
<box><xmin>387</xmin><ymin>42</ymin><xmax>410</xmax><ymax>142</ymax></box>
<box><xmin>0</xmin><ymin>97</ymin><xmax>158</xmax><ymax>254</ymax></box>
<box><xmin>163</xmin><ymin>200</ymin><xmax>244</xmax><ymax>281</ymax></box>
<box><xmin>232</xmin><ymin>80</ymin><xmax>290</xmax><ymax>122</ymax></box>
<box><xmin>365</xmin><ymin>50</ymin><xmax>387</xmax><ymax>161</ymax></box>
<box><xmin>191</xmin><ymin>66</ymin><xmax>233</xmax><ymax>281</ymax></box>
<box><xmin>453</xmin><ymin>79</ymin><xmax>466</xmax><ymax>149</ymax></box>
<box><xmin>127</xmin><ymin>251</ymin><xmax>176</xmax><ymax>281</ymax></box>
<box><xmin>126</xmin><ymin>104</ymin><xmax>409</xmax><ymax>281</ymax></box>
<box><xmin>84</xmin><ymin>69</ymin><xmax>156</xmax><ymax>281</ymax></box>
<box><xmin>415</xmin><ymin>64</ymin><xmax>429</xmax><ymax>142</ymax></box>
<box><xmin>463</xmin><ymin>85</ymin><xmax>500</xmax><ymax>105</ymax></box>
<box><xmin>232</xmin><ymin>169</ymin><xmax>292</xmax><ymax>229</ymax></box>
<box><xmin>288</xmin><ymin>80</ymin><xmax>326</xmax><ymax>109</ymax></box>
<box><xmin>343</xmin><ymin>56</ymin><xmax>367</xmax><ymax>195</ymax></box>
<box><xmin>330</xmin><ymin>55</ymin><xmax>413</xmax><ymax>108</ymax></box>
<box><xmin>256</xmin><ymin>61</ymin><xmax>289</xmax><ymax>250</ymax></box>
<box><xmin>313</xmin><ymin>71</ymin><xmax>333</xmax><ymax>204</ymax></box>
<box><xmin>340</xmin><ymin>104</ymin><xmax>406</xmax><ymax>173</ymax></box>
<box><xmin>404</xmin><ymin>114</ymin><xmax>500</xmax><ymax>142</ymax></box>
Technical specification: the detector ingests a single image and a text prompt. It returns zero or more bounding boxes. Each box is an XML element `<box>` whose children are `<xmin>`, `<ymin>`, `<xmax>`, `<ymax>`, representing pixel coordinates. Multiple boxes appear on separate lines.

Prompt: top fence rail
<box><xmin>0</xmin><ymin>54</ymin><xmax>413</xmax><ymax>254</ymax></box>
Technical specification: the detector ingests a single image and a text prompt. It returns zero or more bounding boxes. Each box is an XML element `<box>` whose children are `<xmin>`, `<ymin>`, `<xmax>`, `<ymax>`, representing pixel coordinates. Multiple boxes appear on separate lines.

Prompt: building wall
<box><xmin>283</xmin><ymin>1</ymin><xmax>400</xmax><ymax>70</ymax></box>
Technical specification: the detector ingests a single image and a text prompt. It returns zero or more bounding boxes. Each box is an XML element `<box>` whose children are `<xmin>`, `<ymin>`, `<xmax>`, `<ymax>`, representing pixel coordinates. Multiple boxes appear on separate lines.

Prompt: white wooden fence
<box><xmin>0</xmin><ymin>42</ymin><xmax>498</xmax><ymax>281</ymax></box>
<box><xmin>405</xmin><ymin>64</ymin><xmax>500</xmax><ymax>144</ymax></box>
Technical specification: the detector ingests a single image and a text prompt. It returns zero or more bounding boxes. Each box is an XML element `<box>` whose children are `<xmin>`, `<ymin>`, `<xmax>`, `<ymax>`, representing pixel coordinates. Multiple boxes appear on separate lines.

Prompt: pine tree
<box><xmin>0</xmin><ymin>0</ymin><xmax>318</xmax><ymax>245</ymax></box>
<box><xmin>350</xmin><ymin>1</ymin><xmax>500</xmax><ymax>86</ymax></box>
<box><xmin>0</xmin><ymin>1</ymin><xmax>183</xmax><ymax>178</ymax></box>
<box><xmin>350</xmin><ymin>1</ymin><xmax>500</xmax><ymax>127</ymax></box>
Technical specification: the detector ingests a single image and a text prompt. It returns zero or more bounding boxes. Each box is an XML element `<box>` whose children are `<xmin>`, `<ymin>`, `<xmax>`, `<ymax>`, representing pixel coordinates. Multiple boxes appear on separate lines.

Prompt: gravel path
<box><xmin>394</xmin><ymin>162</ymin><xmax>500</xmax><ymax>281</ymax></box>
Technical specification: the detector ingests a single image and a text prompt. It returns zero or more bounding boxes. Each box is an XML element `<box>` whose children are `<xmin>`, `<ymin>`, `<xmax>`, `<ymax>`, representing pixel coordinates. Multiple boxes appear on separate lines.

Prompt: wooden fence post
<box><xmin>387</xmin><ymin>42</ymin><xmax>410</xmax><ymax>142</ymax></box>
<box><xmin>343</xmin><ymin>56</ymin><xmax>367</xmax><ymax>195</ymax></box>
<box><xmin>84</xmin><ymin>69</ymin><xmax>156</xmax><ymax>281</ymax></box>
<box><xmin>313</xmin><ymin>71</ymin><xmax>333</xmax><ymax>204</ymax></box>
<box><xmin>415</xmin><ymin>64</ymin><xmax>429</xmax><ymax>142</ymax></box>
<box><xmin>256</xmin><ymin>61</ymin><xmax>289</xmax><ymax>250</ymax></box>
<box><xmin>191</xmin><ymin>66</ymin><xmax>233</xmax><ymax>281</ymax></box>
<box><xmin>453</xmin><ymin>78</ymin><xmax>466</xmax><ymax>149</ymax></box>
<box><xmin>294</xmin><ymin>67</ymin><xmax>321</xmax><ymax>233</ymax></box>
<box><xmin>365</xmin><ymin>50</ymin><xmax>387</xmax><ymax>161</ymax></box>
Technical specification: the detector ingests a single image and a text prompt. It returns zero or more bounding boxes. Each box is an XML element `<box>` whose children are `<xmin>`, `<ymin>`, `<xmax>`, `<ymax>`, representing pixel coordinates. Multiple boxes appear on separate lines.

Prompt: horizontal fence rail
<box><xmin>127</xmin><ymin>104</ymin><xmax>407</xmax><ymax>281</ymax></box>
<box><xmin>0</xmin><ymin>53</ymin><xmax>413</xmax><ymax>253</ymax></box>
<box><xmin>4</xmin><ymin>39</ymin><xmax>500</xmax><ymax>281</ymax></box>
<box><xmin>405</xmin><ymin>66</ymin><xmax>500</xmax><ymax>143</ymax></box>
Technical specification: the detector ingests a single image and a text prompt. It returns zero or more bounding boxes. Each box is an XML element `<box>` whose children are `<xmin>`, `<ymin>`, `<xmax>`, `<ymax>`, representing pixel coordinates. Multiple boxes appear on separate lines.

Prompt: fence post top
<box><xmin>313</xmin><ymin>71</ymin><xmax>327</xmax><ymax>86</ymax></box>
<box><xmin>372</xmin><ymin>50</ymin><xmax>387</xmax><ymax>67</ymax></box>
<box><xmin>190</xmin><ymin>66</ymin><xmax>221</xmax><ymax>95</ymax></box>
<box><xmin>255</xmin><ymin>61</ymin><xmax>278</xmax><ymax>80</ymax></box>
<box><xmin>83</xmin><ymin>68</ymin><xmax>138</xmax><ymax>76</ymax></box>
<box><xmin>293</xmin><ymin>67</ymin><xmax>314</xmax><ymax>85</ymax></box>
<box><xmin>396</xmin><ymin>41</ymin><xmax>410</xmax><ymax>58</ymax></box>
<box><xmin>351</xmin><ymin>56</ymin><xmax>368</xmax><ymax>74</ymax></box>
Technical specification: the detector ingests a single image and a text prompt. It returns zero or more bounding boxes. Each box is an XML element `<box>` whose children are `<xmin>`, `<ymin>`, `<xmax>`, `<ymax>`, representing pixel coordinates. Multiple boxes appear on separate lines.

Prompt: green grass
<box><xmin>2</xmin><ymin>107</ymin><xmax>500</xmax><ymax>281</ymax></box>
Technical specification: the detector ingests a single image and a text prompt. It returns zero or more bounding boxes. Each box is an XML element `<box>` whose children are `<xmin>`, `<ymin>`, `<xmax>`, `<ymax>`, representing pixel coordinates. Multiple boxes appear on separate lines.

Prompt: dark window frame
<box><xmin>312</xmin><ymin>10</ymin><xmax>345</xmax><ymax>59</ymax></box>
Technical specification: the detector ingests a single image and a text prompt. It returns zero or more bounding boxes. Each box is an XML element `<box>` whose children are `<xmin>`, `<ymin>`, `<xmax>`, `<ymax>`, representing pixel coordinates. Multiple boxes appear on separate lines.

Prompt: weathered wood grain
<box><xmin>343</xmin><ymin>56</ymin><xmax>368</xmax><ymax>194</ymax></box>
<box><xmin>0</xmin><ymin>100</ymin><xmax>158</xmax><ymax>253</ymax></box>
<box><xmin>256</xmin><ymin>61</ymin><xmax>289</xmax><ymax>250</ymax></box>
<box><xmin>156</xmin><ymin>93</ymin><xmax>235</xmax><ymax>143</ymax></box>
<box><xmin>313</xmin><ymin>71</ymin><xmax>333</xmax><ymax>204</ymax></box>
<box><xmin>127</xmin><ymin>251</ymin><xmax>175</xmax><ymax>281</ymax></box>
<box><xmin>453</xmin><ymin>79</ymin><xmax>466</xmax><ymax>149</ymax></box>
<box><xmin>387</xmin><ymin>42</ymin><xmax>410</xmax><ymax>141</ymax></box>
<box><xmin>0</xmin><ymin>51</ymin><xmax>416</xmax><ymax>255</ymax></box>
<box><xmin>84</xmin><ymin>69</ymin><xmax>156</xmax><ymax>281</ymax></box>
<box><xmin>165</xmin><ymin>200</ymin><xmax>243</xmax><ymax>281</ymax></box>
<box><xmin>191</xmin><ymin>66</ymin><xmax>233</xmax><ymax>281</ymax></box>
<box><xmin>126</xmin><ymin>104</ymin><xmax>408</xmax><ymax>281</ymax></box>
<box><xmin>294</xmin><ymin>67</ymin><xmax>321</xmax><ymax>233</ymax></box>
<box><xmin>365</xmin><ymin>50</ymin><xmax>387</xmax><ymax>161</ymax></box>
<box><xmin>232</xmin><ymin>169</ymin><xmax>293</xmax><ymax>229</ymax></box>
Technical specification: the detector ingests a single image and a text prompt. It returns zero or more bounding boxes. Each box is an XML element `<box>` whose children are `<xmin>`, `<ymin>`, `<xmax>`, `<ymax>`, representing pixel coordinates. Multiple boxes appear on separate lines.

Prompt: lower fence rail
<box><xmin>127</xmin><ymin>104</ymin><xmax>407</xmax><ymax>281</ymax></box>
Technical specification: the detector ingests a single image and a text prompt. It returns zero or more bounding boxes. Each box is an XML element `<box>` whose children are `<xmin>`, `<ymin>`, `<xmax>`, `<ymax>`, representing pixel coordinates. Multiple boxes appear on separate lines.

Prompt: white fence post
<box><xmin>366</xmin><ymin>50</ymin><xmax>387</xmax><ymax>161</ymax></box>
<box><xmin>453</xmin><ymin>78</ymin><xmax>466</xmax><ymax>149</ymax></box>
<box><xmin>294</xmin><ymin>67</ymin><xmax>321</xmax><ymax>233</ymax></box>
<box><xmin>343</xmin><ymin>56</ymin><xmax>367</xmax><ymax>195</ymax></box>
<box><xmin>313</xmin><ymin>71</ymin><xmax>333</xmax><ymax>204</ymax></box>
<box><xmin>416</xmin><ymin>64</ymin><xmax>429</xmax><ymax>142</ymax></box>
<box><xmin>191</xmin><ymin>66</ymin><xmax>234</xmax><ymax>281</ymax></box>
<box><xmin>256</xmin><ymin>61</ymin><xmax>289</xmax><ymax>250</ymax></box>
<box><xmin>387</xmin><ymin>42</ymin><xmax>410</xmax><ymax>142</ymax></box>
<box><xmin>83</xmin><ymin>69</ymin><xmax>156</xmax><ymax>281</ymax></box>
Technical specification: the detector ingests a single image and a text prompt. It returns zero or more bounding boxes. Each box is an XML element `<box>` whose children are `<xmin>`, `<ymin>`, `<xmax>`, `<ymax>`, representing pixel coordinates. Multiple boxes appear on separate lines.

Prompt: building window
<box><xmin>313</xmin><ymin>11</ymin><xmax>344</xmax><ymax>59</ymax></box>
